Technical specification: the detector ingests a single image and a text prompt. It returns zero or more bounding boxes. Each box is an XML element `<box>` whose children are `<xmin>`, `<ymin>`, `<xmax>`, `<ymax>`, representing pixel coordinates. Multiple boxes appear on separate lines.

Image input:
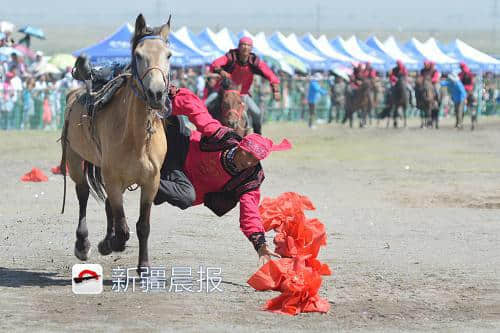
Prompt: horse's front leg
<box><xmin>105</xmin><ymin>185</ymin><xmax>129</xmax><ymax>252</ymax></box>
<box><xmin>136</xmin><ymin>176</ymin><xmax>159</xmax><ymax>272</ymax></box>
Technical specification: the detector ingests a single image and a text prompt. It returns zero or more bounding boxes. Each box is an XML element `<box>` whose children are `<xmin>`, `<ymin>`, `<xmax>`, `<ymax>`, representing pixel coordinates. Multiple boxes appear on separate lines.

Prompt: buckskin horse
<box><xmin>60</xmin><ymin>14</ymin><xmax>171</xmax><ymax>272</ymax></box>
<box><xmin>207</xmin><ymin>77</ymin><xmax>251</xmax><ymax>137</ymax></box>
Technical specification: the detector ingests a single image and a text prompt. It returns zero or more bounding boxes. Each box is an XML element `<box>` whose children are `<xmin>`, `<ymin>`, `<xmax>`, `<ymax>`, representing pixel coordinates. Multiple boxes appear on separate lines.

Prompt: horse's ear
<box><xmin>135</xmin><ymin>14</ymin><xmax>147</xmax><ymax>36</ymax></box>
<box><xmin>160</xmin><ymin>15</ymin><xmax>171</xmax><ymax>40</ymax></box>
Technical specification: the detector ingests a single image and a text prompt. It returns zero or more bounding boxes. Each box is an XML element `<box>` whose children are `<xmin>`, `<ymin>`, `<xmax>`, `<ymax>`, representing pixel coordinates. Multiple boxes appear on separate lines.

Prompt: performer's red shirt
<box><xmin>171</xmin><ymin>88</ymin><xmax>264</xmax><ymax>237</ymax></box>
<box><xmin>209</xmin><ymin>51</ymin><xmax>280</xmax><ymax>95</ymax></box>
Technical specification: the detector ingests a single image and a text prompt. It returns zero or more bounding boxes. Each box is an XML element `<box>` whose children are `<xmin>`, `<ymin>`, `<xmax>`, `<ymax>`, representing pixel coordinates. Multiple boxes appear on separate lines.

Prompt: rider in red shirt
<box><xmin>420</xmin><ymin>60</ymin><xmax>440</xmax><ymax>84</ymax></box>
<box><xmin>208</xmin><ymin>36</ymin><xmax>281</xmax><ymax>134</ymax></box>
<box><xmin>361</xmin><ymin>62</ymin><xmax>377</xmax><ymax>79</ymax></box>
<box><xmin>389</xmin><ymin>60</ymin><xmax>408</xmax><ymax>86</ymax></box>
<box><xmin>458</xmin><ymin>62</ymin><xmax>475</xmax><ymax>107</ymax></box>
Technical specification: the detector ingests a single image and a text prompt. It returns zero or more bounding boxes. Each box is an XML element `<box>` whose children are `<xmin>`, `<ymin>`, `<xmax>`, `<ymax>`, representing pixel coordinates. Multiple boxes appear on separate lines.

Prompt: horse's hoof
<box><xmin>74</xmin><ymin>240</ymin><xmax>91</xmax><ymax>261</ymax></box>
<box><xmin>98</xmin><ymin>239</ymin><xmax>113</xmax><ymax>256</ymax></box>
<box><xmin>136</xmin><ymin>263</ymin><xmax>151</xmax><ymax>276</ymax></box>
<box><xmin>111</xmin><ymin>236</ymin><xmax>127</xmax><ymax>252</ymax></box>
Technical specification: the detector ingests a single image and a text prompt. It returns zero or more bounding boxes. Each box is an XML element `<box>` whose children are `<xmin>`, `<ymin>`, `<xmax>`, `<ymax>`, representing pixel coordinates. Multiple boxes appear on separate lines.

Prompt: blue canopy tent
<box><xmin>72</xmin><ymin>23</ymin><xmax>136</xmax><ymax>65</ymax></box>
<box><xmin>268</xmin><ymin>32</ymin><xmax>327</xmax><ymax>71</ymax></box>
<box><xmin>350</xmin><ymin>36</ymin><xmax>393</xmax><ymax>70</ymax></box>
<box><xmin>403</xmin><ymin>38</ymin><xmax>458</xmax><ymax>72</ymax></box>
<box><xmin>330</xmin><ymin>37</ymin><xmax>385</xmax><ymax>71</ymax></box>
<box><xmin>366</xmin><ymin>36</ymin><xmax>420</xmax><ymax>71</ymax></box>
<box><xmin>441</xmin><ymin>39</ymin><xmax>500</xmax><ymax>73</ymax></box>
<box><xmin>173</xmin><ymin>27</ymin><xmax>221</xmax><ymax>60</ymax></box>
<box><xmin>300</xmin><ymin>34</ymin><xmax>353</xmax><ymax>66</ymax></box>
<box><xmin>73</xmin><ymin>23</ymin><xmax>134</xmax><ymax>64</ymax></box>
<box><xmin>198</xmin><ymin>28</ymin><xmax>227</xmax><ymax>54</ymax></box>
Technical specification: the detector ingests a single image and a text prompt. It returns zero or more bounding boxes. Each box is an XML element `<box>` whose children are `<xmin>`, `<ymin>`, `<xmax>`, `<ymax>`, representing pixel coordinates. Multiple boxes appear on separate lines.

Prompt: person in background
<box><xmin>307</xmin><ymin>72</ymin><xmax>328</xmax><ymax>129</ymax></box>
<box><xmin>21</xmin><ymin>77</ymin><xmax>36</xmax><ymax>129</ymax></box>
<box><xmin>29</xmin><ymin>51</ymin><xmax>46</xmax><ymax>73</ymax></box>
<box><xmin>208</xmin><ymin>36</ymin><xmax>281</xmax><ymax>134</ymax></box>
<box><xmin>8</xmin><ymin>53</ymin><xmax>27</xmax><ymax>78</ymax></box>
<box><xmin>458</xmin><ymin>62</ymin><xmax>475</xmax><ymax>111</ymax></box>
<box><xmin>440</xmin><ymin>73</ymin><xmax>467</xmax><ymax>129</ymax></box>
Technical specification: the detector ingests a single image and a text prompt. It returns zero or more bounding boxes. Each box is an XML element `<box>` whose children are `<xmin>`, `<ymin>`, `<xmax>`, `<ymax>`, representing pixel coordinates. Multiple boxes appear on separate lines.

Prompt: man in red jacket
<box><xmin>389</xmin><ymin>60</ymin><xmax>408</xmax><ymax>86</ymax></box>
<box><xmin>207</xmin><ymin>36</ymin><xmax>281</xmax><ymax>134</ymax></box>
<box><xmin>155</xmin><ymin>87</ymin><xmax>291</xmax><ymax>264</ymax></box>
<box><xmin>361</xmin><ymin>62</ymin><xmax>377</xmax><ymax>79</ymax></box>
<box><xmin>458</xmin><ymin>62</ymin><xmax>475</xmax><ymax>108</ymax></box>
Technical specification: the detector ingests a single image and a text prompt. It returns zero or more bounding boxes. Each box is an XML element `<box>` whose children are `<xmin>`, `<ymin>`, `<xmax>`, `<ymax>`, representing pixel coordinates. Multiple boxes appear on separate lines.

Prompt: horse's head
<box><xmin>219</xmin><ymin>78</ymin><xmax>246</xmax><ymax>136</ymax></box>
<box><xmin>131</xmin><ymin>14</ymin><xmax>172</xmax><ymax>109</ymax></box>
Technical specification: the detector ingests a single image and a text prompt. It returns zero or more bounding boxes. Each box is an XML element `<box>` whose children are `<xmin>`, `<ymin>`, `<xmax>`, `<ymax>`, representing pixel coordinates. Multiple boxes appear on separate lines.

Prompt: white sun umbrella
<box><xmin>0</xmin><ymin>21</ymin><xmax>15</xmax><ymax>33</ymax></box>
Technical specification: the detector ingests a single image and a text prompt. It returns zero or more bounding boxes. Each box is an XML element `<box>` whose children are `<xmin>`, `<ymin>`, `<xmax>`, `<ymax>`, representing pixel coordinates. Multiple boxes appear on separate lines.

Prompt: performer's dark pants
<box><xmin>153</xmin><ymin>116</ymin><xmax>196</xmax><ymax>209</ymax></box>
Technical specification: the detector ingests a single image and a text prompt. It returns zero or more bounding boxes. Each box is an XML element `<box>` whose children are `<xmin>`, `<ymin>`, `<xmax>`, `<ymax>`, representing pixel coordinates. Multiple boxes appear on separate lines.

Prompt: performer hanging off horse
<box><xmin>72</xmin><ymin>40</ymin><xmax>292</xmax><ymax>265</ymax></box>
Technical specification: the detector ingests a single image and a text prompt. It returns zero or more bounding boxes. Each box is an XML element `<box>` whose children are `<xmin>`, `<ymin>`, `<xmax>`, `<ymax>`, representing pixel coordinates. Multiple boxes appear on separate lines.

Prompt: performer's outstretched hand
<box><xmin>258</xmin><ymin>244</ymin><xmax>281</xmax><ymax>266</ymax></box>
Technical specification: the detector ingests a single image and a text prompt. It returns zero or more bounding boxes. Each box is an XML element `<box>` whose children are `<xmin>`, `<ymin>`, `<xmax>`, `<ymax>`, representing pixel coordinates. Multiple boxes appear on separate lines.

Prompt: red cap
<box><xmin>239</xmin><ymin>36</ymin><xmax>253</xmax><ymax>46</ymax></box>
<box><xmin>6</xmin><ymin>71</ymin><xmax>14</xmax><ymax>79</ymax></box>
<box><xmin>238</xmin><ymin>133</ymin><xmax>292</xmax><ymax>160</ymax></box>
<box><xmin>396</xmin><ymin>59</ymin><xmax>403</xmax><ymax>67</ymax></box>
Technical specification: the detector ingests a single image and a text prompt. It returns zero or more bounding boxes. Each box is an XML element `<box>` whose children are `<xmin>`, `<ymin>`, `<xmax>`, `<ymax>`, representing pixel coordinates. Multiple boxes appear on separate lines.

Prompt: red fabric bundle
<box><xmin>248</xmin><ymin>192</ymin><xmax>331</xmax><ymax>316</ymax></box>
<box><xmin>51</xmin><ymin>164</ymin><xmax>68</xmax><ymax>175</ymax></box>
<box><xmin>21</xmin><ymin>168</ymin><xmax>48</xmax><ymax>182</ymax></box>
<box><xmin>248</xmin><ymin>256</ymin><xmax>330</xmax><ymax>315</ymax></box>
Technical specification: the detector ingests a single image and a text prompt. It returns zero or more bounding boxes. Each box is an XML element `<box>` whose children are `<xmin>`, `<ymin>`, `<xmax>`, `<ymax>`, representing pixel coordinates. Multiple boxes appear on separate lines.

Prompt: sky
<box><xmin>3</xmin><ymin>0</ymin><xmax>498</xmax><ymax>32</ymax></box>
<box><xmin>3</xmin><ymin>0</ymin><xmax>499</xmax><ymax>54</ymax></box>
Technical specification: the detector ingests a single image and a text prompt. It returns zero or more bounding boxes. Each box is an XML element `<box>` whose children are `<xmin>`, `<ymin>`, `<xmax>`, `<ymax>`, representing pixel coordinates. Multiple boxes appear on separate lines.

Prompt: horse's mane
<box><xmin>220</xmin><ymin>77</ymin><xmax>240</xmax><ymax>92</ymax></box>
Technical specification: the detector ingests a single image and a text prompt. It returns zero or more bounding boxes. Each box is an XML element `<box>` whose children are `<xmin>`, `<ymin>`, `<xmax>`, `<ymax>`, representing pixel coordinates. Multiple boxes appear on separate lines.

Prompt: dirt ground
<box><xmin>1</xmin><ymin>117</ymin><xmax>500</xmax><ymax>332</ymax></box>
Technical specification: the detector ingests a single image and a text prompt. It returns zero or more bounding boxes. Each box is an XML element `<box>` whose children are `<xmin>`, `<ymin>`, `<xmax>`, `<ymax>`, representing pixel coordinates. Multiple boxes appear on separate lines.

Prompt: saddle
<box><xmin>77</xmin><ymin>71</ymin><xmax>130</xmax><ymax>117</ymax></box>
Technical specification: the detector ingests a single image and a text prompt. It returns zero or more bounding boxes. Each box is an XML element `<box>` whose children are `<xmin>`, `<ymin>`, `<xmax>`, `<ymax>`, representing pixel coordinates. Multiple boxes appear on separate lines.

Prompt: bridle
<box><xmin>130</xmin><ymin>35</ymin><xmax>172</xmax><ymax>118</ymax></box>
<box><xmin>222</xmin><ymin>89</ymin><xmax>245</xmax><ymax>121</ymax></box>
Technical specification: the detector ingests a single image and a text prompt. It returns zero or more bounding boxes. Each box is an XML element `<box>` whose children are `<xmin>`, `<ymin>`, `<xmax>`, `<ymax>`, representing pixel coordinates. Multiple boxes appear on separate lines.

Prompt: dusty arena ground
<box><xmin>1</xmin><ymin>117</ymin><xmax>500</xmax><ymax>332</ymax></box>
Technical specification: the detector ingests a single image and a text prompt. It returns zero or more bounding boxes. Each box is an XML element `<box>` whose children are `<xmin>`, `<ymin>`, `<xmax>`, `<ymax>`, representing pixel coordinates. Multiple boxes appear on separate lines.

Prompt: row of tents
<box><xmin>74</xmin><ymin>23</ymin><xmax>500</xmax><ymax>74</ymax></box>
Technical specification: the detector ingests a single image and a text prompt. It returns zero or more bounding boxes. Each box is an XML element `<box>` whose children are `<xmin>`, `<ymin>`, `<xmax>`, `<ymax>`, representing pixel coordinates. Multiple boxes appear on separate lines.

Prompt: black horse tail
<box><xmin>84</xmin><ymin>161</ymin><xmax>106</xmax><ymax>203</ymax></box>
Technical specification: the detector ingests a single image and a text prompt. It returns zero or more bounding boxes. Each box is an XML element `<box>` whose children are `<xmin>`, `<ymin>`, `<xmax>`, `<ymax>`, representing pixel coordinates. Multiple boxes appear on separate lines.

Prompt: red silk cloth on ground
<box><xmin>21</xmin><ymin>168</ymin><xmax>48</xmax><ymax>182</ymax></box>
<box><xmin>51</xmin><ymin>165</ymin><xmax>68</xmax><ymax>175</ymax></box>
<box><xmin>248</xmin><ymin>192</ymin><xmax>331</xmax><ymax>315</ymax></box>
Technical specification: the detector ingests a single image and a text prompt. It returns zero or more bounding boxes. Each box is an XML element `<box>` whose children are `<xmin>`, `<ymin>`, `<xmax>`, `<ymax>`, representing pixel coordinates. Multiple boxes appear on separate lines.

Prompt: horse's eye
<box><xmin>136</xmin><ymin>53</ymin><xmax>143</xmax><ymax>61</ymax></box>
<box><xmin>167</xmin><ymin>51</ymin><xmax>172</xmax><ymax>60</ymax></box>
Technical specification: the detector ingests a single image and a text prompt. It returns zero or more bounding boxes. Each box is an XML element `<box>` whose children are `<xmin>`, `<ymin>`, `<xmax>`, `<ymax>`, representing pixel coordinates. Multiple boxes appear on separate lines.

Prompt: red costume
<box><xmin>170</xmin><ymin>88</ymin><xmax>290</xmax><ymax>239</ymax></box>
<box><xmin>420</xmin><ymin>60</ymin><xmax>440</xmax><ymax>84</ymax></box>
<box><xmin>389</xmin><ymin>60</ymin><xmax>408</xmax><ymax>85</ymax></box>
<box><xmin>458</xmin><ymin>62</ymin><xmax>474</xmax><ymax>93</ymax></box>
<box><xmin>209</xmin><ymin>39</ymin><xmax>280</xmax><ymax>95</ymax></box>
<box><xmin>361</xmin><ymin>62</ymin><xmax>377</xmax><ymax>79</ymax></box>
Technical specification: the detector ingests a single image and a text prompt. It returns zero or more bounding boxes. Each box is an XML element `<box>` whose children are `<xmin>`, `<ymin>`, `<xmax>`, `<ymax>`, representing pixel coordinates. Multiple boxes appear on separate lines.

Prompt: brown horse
<box><xmin>343</xmin><ymin>78</ymin><xmax>374</xmax><ymax>128</ymax></box>
<box><xmin>60</xmin><ymin>14</ymin><xmax>171</xmax><ymax>271</ymax></box>
<box><xmin>390</xmin><ymin>76</ymin><xmax>410</xmax><ymax>128</ymax></box>
<box><xmin>415</xmin><ymin>76</ymin><xmax>438</xmax><ymax>128</ymax></box>
<box><xmin>207</xmin><ymin>78</ymin><xmax>251</xmax><ymax>137</ymax></box>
